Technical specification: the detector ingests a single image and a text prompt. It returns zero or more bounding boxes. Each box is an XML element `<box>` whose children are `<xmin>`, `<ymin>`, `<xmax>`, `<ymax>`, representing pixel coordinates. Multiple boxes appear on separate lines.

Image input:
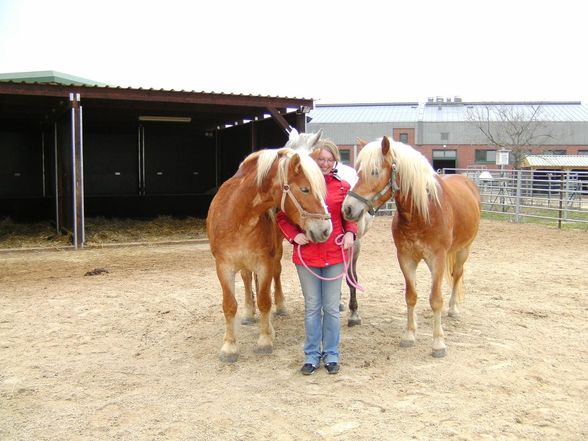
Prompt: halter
<box><xmin>279</xmin><ymin>157</ymin><xmax>331</xmax><ymax>221</ymax></box>
<box><xmin>347</xmin><ymin>161</ymin><xmax>400</xmax><ymax>215</ymax></box>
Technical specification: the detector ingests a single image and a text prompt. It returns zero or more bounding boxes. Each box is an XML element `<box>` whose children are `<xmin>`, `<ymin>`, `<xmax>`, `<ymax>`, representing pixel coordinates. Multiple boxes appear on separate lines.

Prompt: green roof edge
<box><xmin>0</xmin><ymin>70</ymin><xmax>108</xmax><ymax>86</ymax></box>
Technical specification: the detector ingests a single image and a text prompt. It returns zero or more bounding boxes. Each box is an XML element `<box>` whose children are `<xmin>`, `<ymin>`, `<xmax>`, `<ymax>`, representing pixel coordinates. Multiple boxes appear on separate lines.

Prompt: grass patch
<box><xmin>480</xmin><ymin>211</ymin><xmax>588</xmax><ymax>231</ymax></box>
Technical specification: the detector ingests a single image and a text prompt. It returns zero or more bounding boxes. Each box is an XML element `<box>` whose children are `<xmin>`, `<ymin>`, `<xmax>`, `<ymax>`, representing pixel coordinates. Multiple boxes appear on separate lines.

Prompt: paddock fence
<box><xmin>375</xmin><ymin>168</ymin><xmax>588</xmax><ymax>228</ymax></box>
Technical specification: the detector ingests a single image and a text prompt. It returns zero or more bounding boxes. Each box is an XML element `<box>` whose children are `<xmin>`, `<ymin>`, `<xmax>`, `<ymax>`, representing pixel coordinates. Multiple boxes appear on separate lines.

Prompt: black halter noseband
<box><xmin>347</xmin><ymin>162</ymin><xmax>399</xmax><ymax>216</ymax></box>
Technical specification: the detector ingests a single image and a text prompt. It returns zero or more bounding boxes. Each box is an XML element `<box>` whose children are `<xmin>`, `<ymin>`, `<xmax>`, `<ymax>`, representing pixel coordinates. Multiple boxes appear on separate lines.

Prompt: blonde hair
<box><xmin>313</xmin><ymin>139</ymin><xmax>340</xmax><ymax>162</ymax></box>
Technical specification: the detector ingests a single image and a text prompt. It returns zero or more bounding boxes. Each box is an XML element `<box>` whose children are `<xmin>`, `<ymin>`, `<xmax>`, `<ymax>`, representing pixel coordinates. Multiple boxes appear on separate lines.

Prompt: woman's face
<box><xmin>316</xmin><ymin>148</ymin><xmax>336</xmax><ymax>175</ymax></box>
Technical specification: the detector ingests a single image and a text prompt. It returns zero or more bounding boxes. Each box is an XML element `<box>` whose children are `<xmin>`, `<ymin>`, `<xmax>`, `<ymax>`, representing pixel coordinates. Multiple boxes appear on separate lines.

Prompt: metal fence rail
<box><xmin>448</xmin><ymin>168</ymin><xmax>588</xmax><ymax>227</ymax></box>
<box><xmin>374</xmin><ymin>168</ymin><xmax>588</xmax><ymax>228</ymax></box>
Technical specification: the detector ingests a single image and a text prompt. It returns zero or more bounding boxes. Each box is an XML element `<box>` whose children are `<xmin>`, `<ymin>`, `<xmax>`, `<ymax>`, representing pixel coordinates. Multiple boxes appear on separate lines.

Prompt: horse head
<box><xmin>278</xmin><ymin>150</ymin><xmax>332</xmax><ymax>243</ymax></box>
<box><xmin>285</xmin><ymin>128</ymin><xmax>323</xmax><ymax>152</ymax></box>
<box><xmin>342</xmin><ymin>136</ymin><xmax>397</xmax><ymax>220</ymax></box>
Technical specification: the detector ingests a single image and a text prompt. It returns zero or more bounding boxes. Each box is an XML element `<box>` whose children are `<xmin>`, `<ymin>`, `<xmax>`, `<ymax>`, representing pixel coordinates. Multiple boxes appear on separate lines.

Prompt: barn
<box><xmin>522</xmin><ymin>154</ymin><xmax>588</xmax><ymax>193</ymax></box>
<box><xmin>307</xmin><ymin>99</ymin><xmax>588</xmax><ymax>170</ymax></box>
<box><xmin>0</xmin><ymin>71</ymin><xmax>313</xmax><ymax>247</ymax></box>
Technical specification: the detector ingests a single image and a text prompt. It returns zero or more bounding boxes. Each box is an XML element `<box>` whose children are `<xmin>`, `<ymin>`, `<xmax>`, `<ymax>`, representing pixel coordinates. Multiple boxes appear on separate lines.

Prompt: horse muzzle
<box><xmin>342</xmin><ymin>198</ymin><xmax>365</xmax><ymax>221</ymax></box>
<box><xmin>306</xmin><ymin>219</ymin><xmax>332</xmax><ymax>243</ymax></box>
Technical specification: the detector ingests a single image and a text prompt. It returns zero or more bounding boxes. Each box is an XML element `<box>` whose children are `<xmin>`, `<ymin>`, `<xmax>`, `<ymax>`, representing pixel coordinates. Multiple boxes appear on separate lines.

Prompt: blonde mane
<box><xmin>356</xmin><ymin>139</ymin><xmax>440</xmax><ymax>221</ymax></box>
<box><xmin>253</xmin><ymin>148</ymin><xmax>326</xmax><ymax>199</ymax></box>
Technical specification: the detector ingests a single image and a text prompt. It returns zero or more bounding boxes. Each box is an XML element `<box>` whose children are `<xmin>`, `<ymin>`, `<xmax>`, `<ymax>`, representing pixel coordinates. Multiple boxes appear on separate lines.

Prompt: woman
<box><xmin>277</xmin><ymin>139</ymin><xmax>357</xmax><ymax>375</ymax></box>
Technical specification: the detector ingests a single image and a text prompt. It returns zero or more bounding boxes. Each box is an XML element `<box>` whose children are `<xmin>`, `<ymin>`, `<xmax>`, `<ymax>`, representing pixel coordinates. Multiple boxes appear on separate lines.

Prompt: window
<box><xmin>440</xmin><ymin>132</ymin><xmax>449</xmax><ymax>142</ymax></box>
<box><xmin>399</xmin><ymin>133</ymin><xmax>409</xmax><ymax>144</ymax></box>
<box><xmin>475</xmin><ymin>150</ymin><xmax>496</xmax><ymax>163</ymax></box>
<box><xmin>546</xmin><ymin>150</ymin><xmax>566</xmax><ymax>155</ymax></box>
<box><xmin>432</xmin><ymin>149</ymin><xmax>456</xmax><ymax>159</ymax></box>
<box><xmin>578</xmin><ymin>150</ymin><xmax>588</xmax><ymax>156</ymax></box>
<box><xmin>339</xmin><ymin>149</ymin><xmax>351</xmax><ymax>165</ymax></box>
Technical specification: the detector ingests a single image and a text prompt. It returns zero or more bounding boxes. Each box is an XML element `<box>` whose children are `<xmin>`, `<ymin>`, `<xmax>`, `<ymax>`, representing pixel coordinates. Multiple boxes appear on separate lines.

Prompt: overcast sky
<box><xmin>0</xmin><ymin>0</ymin><xmax>585</xmax><ymax>105</ymax></box>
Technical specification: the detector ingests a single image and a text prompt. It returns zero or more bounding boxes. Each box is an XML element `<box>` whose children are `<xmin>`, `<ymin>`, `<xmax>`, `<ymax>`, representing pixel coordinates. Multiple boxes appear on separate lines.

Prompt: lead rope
<box><xmin>295</xmin><ymin>234</ymin><xmax>365</xmax><ymax>292</ymax></box>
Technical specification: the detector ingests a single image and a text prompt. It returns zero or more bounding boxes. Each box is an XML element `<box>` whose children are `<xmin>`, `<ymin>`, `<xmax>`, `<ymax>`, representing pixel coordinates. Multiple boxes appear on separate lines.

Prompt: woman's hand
<box><xmin>293</xmin><ymin>233</ymin><xmax>310</xmax><ymax>245</ymax></box>
<box><xmin>342</xmin><ymin>231</ymin><xmax>355</xmax><ymax>250</ymax></box>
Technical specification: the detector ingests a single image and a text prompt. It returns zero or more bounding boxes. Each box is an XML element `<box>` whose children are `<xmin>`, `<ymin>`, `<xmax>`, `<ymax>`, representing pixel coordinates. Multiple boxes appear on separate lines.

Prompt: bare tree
<box><xmin>466</xmin><ymin>104</ymin><xmax>554</xmax><ymax>168</ymax></box>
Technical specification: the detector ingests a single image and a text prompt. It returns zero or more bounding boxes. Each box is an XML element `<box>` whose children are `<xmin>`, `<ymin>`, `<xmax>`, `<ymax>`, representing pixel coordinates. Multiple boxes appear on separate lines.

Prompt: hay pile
<box><xmin>0</xmin><ymin>217</ymin><xmax>71</xmax><ymax>249</ymax></box>
<box><xmin>0</xmin><ymin>216</ymin><xmax>207</xmax><ymax>250</ymax></box>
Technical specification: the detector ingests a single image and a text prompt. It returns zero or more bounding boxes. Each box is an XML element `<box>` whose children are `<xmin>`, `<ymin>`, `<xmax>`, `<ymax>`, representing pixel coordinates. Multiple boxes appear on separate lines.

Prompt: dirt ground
<box><xmin>1</xmin><ymin>217</ymin><xmax>587</xmax><ymax>440</ymax></box>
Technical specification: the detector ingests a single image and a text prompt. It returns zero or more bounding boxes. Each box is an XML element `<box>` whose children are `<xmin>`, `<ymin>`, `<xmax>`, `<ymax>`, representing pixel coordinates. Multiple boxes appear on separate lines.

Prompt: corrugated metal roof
<box><xmin>462</xmin><ymin>102</ymin><xmax>588</xmax><ymax>122</ymax></box>
<box><xmin>523</xmin><ymin>155</ymin><xmax>588</xmax><ymax>169</ymax></box>
<box><xmin>309</xmin><ymin>101</ymin><xmax>588</xmax><ymax>123</ymax></box>
<box><xmin>309</xmin><ymin>103</ymin><xmax>420</xmax><ymax>123</ymax></box>
<box><xmin>0</xmin><ymin>70</ymin><xmax>108</xmax><ymax>86</ymax></box>
<box><xmin>0</xmin><ymin>70</ymin><xmax>311</xmax><ymax>101</ymax></box>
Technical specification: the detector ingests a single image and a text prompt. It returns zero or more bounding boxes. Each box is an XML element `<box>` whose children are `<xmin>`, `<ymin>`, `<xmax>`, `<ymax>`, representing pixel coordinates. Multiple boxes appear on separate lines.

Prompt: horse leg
<box><xmin>448</xmin><ymin>247</ymin><xmax>470</xmax><ymax>319</ymax></box>
<box><xmin>254</xmin><ymin>267</ymin><xmax>275</xmax><ymax>354</ymax></box>
<box><xmin>217</xmin><ymin>262</ymin><xmax>239</xmax><ymax>363</ymax></box>
<box><xmin>427</xmin><ymin>254</ymin><xmax>447</xmax><ymax>358</ymax></box>
<box><xmin>347</xmin><ymin>240</ymin><xmax>362</xmax><ymax>326</ymax></box>
<box><xmin>271</xmin><ymin>232</ymin><xmax>287</xmax><ymax>317</ymax></box>
<box><xmin>398</xmin><ymin>253</ymin><xmax>418</xmax><ymax>347</ymax></box>
<box><xmin>272</xmin><ymin>255</ymin><xmax>288</xmax><ymax>317</ymax></box>
<box><xmin>240</xmin><ymin>270</ymin><xmax>257</xmax><ymax>325</ymax></box>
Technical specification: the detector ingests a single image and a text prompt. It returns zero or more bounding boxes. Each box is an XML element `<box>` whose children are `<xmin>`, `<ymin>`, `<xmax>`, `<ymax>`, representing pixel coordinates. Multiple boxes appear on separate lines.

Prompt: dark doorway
<box><xmin>432</xmin><ymin>159</ymin><xmax>457</xmax><ymax>173</ymax></box>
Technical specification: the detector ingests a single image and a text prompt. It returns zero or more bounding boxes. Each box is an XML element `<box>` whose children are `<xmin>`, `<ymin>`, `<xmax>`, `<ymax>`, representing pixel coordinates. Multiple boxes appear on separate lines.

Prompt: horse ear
<box><xmin>309</xmin><ymin>129</ymin><xmax>322</xmax><ymax>147</ymax></box>
<box><xmin>356</xmin><ymin>137</ymin><xmax>368</xmax><ymax>147</ymax></box>
<box><xmin>289</xmin><ymin>153</ymin><xmax>302</xmax><ymax>175</ymax></box>
<box><xmin>381</xmin><ymin>136</ymin><xmax>390</xmax><ymax>155</ymax></box>
<box><xmin>288</xmin><ymin>127</ymin><xmax>300</xmax><ymax>145</ymax></box>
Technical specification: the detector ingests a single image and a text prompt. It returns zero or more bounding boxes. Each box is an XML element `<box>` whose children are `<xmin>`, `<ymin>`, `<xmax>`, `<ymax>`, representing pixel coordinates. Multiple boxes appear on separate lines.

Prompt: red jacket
<box><xmin>277</xmin><ymin>172</ymin><xmax>358</xmax><ymax>267</ymax></box>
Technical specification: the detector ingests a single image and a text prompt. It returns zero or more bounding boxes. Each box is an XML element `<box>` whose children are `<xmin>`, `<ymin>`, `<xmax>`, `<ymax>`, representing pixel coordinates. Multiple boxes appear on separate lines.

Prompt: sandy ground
<box><xmin>1</xmin><ymin>217</ymin><xmax>587</xmax><ymax>440</ymax></box>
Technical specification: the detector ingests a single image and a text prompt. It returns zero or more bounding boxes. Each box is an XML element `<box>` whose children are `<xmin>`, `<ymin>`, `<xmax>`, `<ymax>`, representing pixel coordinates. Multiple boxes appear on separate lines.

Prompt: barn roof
<box><xmin>309</xmin><ymin>101</ymin><xmax>588</xmax><ymax>124</ymax></box>
<box><xmin>522</xmin><ymin>155</ymin><xmax>588</xmax><ymax>169</ymax></box>
<box><xmin>308</xmin><ymin>102</ymin><xmax>420</xmax><ymax>123</ymax></box>
<box><xmin>0</xmin><ymin>70</ymin><xmax>108</xmax><ymax>86</ymax></box>
<box><xmin>0</xmin><ymin>71</ymin><xmax>313</xmax><ymax>131</ymax></box>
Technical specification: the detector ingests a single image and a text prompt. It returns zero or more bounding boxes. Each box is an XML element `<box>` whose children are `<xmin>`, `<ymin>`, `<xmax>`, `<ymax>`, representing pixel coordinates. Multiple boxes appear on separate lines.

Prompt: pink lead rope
<box><xmin>295</xmin><ymin>234</ymin><xmax>365</xmax><ymax>292</ymax></box>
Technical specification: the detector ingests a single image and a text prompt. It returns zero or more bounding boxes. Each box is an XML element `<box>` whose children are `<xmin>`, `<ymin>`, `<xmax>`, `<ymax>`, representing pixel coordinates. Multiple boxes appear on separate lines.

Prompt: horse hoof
<box><xmin>399</xmin><ymin>339</ymin><xmax>415</xmax><ymax>348</ymax></box>
<box><xmin>219</xmin><ymin>352</ymin><xmax>239</xmax><ymax>363</ymax></box>
<box><xmin>348</xmin><ymin>317</ymin><xmax>362</xmax><ymax>327</ymax></box>
<box><xmin>432</xmin><ymin>348</ymin><xmax>447</xmax><ymax>358</ymax></box>
<box><xmin>241</xmin><ymin>317</ymin><xmax>257</xmax><ymax>325</ymax></box>
<box><xmin>339</xmin><ymin>303</ymin><xmax>346</xmax><ymax>312</ymax></box>
<box><xmin>448</xmin><ymin>311</ymin><xmax>460</xmax><ymax>320</ymax></box>
<box><xmin>254</xmin><ymin>345</ymin><xmax>273</xmax><ymax>355</ymax></box>
<box><xmin>274</xmin><ymin>309</ymin><xmax>289</xmax><ymax>317</ymax></box>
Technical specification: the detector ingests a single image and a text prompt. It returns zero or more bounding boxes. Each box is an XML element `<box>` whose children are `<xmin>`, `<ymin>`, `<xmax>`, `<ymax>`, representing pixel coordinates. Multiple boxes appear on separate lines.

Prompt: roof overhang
<box><xmin>0</xmin><ymin>81</ymin><xmax>314</xmax><ymax>132</ymax></box>
<box><xmin>522</xmin><ymin>155</ymin><xmax>588</xmax><ymax>169</ymax></box>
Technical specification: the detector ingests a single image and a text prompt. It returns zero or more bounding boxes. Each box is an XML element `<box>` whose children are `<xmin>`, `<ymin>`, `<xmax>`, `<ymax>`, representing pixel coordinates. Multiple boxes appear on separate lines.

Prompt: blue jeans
<box><xmin>296</xmin><ymin>264</ymin><xmax>344</xmax><ymax>366</ymax></box>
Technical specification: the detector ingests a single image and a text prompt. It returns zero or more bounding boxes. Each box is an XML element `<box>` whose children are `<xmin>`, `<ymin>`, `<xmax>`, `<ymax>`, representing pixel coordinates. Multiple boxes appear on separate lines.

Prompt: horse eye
<box><xmin>300</xmin><ymin>187</ymin><xmax>310</xmax><ymax>193</ymax></box>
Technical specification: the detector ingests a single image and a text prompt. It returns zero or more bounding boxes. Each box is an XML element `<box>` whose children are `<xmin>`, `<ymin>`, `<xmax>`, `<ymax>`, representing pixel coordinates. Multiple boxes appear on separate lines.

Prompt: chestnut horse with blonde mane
<box><xmin>342</xmin><ymin>136</ymin><xmax>480</xmax><ymax>357</ymax></box>
<box><xmin>207</xmin><ymin>147</ymin><xmax>332</xmax><ymax>362</ymax></box>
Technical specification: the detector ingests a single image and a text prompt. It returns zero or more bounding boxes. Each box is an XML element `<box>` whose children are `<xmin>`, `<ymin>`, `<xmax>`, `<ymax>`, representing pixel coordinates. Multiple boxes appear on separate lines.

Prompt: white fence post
<box><xmin>515</xmin><ymin>169</ymin><xmax>522</xmax><ymax>223</ymax></box>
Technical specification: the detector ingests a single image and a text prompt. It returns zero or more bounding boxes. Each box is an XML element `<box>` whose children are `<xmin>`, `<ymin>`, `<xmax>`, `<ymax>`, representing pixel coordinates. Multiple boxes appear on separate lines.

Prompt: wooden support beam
<box><xmin>266</xmin><ymin>107</ymin><xmax>291</xmax><ymax>134</ymax></box>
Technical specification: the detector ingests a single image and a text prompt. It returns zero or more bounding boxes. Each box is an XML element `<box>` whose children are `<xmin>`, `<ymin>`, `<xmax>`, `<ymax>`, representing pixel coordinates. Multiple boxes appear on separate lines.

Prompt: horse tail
<box><xmin>445</xmin><ymin>251</ymin><xmax>465</xmax><ymax>303</ymax></box>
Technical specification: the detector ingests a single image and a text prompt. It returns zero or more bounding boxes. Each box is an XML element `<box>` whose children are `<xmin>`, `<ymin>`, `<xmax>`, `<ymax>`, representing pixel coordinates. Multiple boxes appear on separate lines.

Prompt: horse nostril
<box><xmin>323</xmin><ymin>228</ymin><xmax>330</xmax><ymax>238</ymax></box>
<box><xmin>344</xmin><ymin>205</ymin><xmax>351</xmax><ymax>216</ymax></box>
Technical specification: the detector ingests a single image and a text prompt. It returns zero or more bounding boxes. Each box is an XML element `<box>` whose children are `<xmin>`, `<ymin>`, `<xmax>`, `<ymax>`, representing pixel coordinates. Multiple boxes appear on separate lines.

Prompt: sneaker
<box><xmin>300</xmin><ymin>363</ymin><xmax>317</xmax><ymax>376</ymax></box>
<box><xmin>325</xmin><ymin>362</ymin><xmax>340</xmax><ymax>374</ymax></box>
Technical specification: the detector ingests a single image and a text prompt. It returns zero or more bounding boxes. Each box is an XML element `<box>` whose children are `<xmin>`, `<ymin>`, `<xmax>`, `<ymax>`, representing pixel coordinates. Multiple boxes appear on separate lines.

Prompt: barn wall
<box><xmin>84</xmin><ymin>127</ymin><xmax>138</xmax><ymax>196</ymax></box>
